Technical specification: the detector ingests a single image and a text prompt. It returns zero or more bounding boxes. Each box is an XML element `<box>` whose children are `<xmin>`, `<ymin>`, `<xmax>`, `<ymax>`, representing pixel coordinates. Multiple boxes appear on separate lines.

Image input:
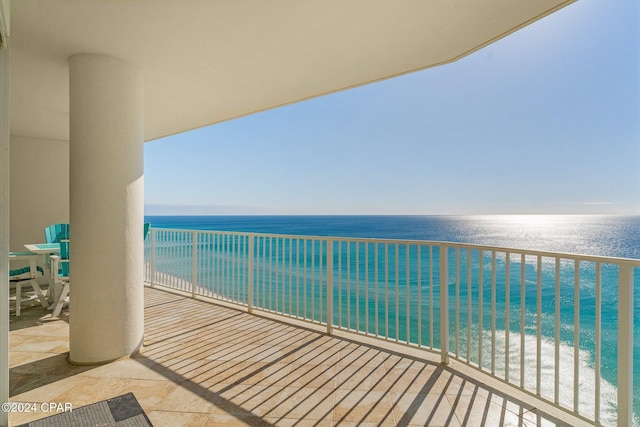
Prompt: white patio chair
<box><xmin>9</xmin><ymin>252</ymin><xmax>49</xmax><ymax>316</ymax></box>
<box><xmin>49</xmin><ymin>239</ymin><xmax>70</xmax><ymax>317</ymax></box>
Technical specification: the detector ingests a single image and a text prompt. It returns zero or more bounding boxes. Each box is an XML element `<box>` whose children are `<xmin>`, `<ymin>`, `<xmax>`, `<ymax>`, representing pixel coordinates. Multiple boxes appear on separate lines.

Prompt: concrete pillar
<box><xmin>69</xmin><ymin>54</ymin><xmax>144</xmax><ymax>364</ymax></box>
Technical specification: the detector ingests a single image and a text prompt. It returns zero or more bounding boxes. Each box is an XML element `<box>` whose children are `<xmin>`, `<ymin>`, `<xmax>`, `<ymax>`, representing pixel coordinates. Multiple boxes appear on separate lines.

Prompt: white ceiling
<box><xmin>10</xmin><ymin>0</ymin><xmax>575</xmax><ymax>143</ymax></box>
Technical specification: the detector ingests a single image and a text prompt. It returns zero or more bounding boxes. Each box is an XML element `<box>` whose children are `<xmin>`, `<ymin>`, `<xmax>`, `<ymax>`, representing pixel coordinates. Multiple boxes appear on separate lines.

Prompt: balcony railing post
<box><xmin>617</xmin><ymin>263</ymin><xmax>634</xmax><ymax>427</ymax></box>
<box><xmin>150</xmin><ymin>229</ymin><xmax>156</xmax><ymax>287</ymax></box>
<box><xmin>248</xmin><ymin>235</ymin><xmax>254</xmax><ymax>314</ymax></box>
<box><xmin>326</xmin><ymin>239</ymin><xmax>333</xmax><ymax>335</ymax></box>
<box><xmin>191</xmin><ymin>231</ymin><xmax>198</xmax><ymax>298</ymax></box>
<box><xmin>440</xmin><ymin>243</ymin><xmax>449</xmax><ymax>364</ymax></box>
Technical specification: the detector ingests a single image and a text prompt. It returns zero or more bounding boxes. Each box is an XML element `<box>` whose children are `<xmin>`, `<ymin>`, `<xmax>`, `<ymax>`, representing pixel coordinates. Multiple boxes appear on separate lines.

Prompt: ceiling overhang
<box><xmin>10</xmin><ymin>0</ymin><xmax>576</xmax><ymax>143</ymax></box>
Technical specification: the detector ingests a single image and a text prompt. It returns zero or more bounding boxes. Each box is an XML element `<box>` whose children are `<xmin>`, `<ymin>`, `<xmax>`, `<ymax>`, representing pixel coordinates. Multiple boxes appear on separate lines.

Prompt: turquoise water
<box><xmin>145</xmin><ymin>214</ymin><xmax>640</xmax><ymax>424</ymax></box>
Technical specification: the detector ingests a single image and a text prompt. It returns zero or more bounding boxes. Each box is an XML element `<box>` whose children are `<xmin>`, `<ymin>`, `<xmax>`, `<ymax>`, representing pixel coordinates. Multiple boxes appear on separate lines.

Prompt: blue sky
<box><xmin>145</xmin><ymin>0</ymin><xmax>639</xmax><ymax>216</ymax></box>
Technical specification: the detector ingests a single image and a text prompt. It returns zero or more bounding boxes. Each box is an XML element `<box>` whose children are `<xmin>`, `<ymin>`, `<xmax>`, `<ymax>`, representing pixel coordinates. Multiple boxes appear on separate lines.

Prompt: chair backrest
<box><xmin>44</xmin><ymin>223</ymin><xmax>69</xmax><ymax>243</ymax></box>
<box><xmin>144</xmin><ymin>223</ymin><xmax>150</xmax><ymax>240</ymax></box>
<box><xmin>59</xmin><ymin>239</ymin><xmax>70</xmax><ymax>277</ymax></box>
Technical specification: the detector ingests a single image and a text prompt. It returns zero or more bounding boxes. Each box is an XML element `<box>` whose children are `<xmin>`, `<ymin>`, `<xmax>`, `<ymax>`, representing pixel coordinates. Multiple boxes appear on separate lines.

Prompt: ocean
<box><xmin>144</xmin><ymin>214</ymin><xmax>640</xmax><ymax>425</ymax></box>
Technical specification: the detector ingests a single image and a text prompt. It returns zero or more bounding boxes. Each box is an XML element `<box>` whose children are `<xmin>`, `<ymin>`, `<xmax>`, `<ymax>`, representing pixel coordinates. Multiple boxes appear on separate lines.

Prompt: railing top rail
<box><xmin>148</xmin><ymin>227</ymin><xmax>640</xmax><ymax>266</ymax></box>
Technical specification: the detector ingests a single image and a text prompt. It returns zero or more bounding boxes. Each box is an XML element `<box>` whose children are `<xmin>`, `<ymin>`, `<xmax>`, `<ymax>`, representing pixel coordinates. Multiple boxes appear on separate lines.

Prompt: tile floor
<box><xmin>8</xmin><ymin>286</ymin><xmax>580</xmax><ymax>426</ymax></box>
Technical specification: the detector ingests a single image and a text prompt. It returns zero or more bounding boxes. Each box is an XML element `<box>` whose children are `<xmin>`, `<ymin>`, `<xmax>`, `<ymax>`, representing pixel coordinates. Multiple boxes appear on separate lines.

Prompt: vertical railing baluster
<box><xmin>303</xmin><ymin>239</ymin><xmax>307</xmax><ymax>319</ymax></box>
<box><xmin>417</xmin><ymin>245</ymin><xmax>421</xmax><ymax>347</ymax></box>
<box><xmin>319</xmin><ymin>240</ymin><xmax>323</xmax><ymax>323</ymax></box>
<box><xmin>356</xmin><ymin>242</ymin><xmax>360</xmax><ymax>332</ymax></box>
<box><xmin>455</xmin><ymin>248</ymin><xmax>460</xmax><ymax>357</ymax></box>
<box><xmin>520</xmin><ymin>253</ymin><xmax>525</xmax><ymax>388</ymax></box>
<box><xmin>375</xmin><ymin>243</ymin><xmax>379</xmax><ymax>338</ymax></box>
<box><xmin>595</xmin><ymin>262</ymin><xmax>601</xmax><ymax>424</ymax></box>
<box><xmin>296</xmin><ymin>239</ymin><xmax>300</xmax><ymax>318</ymax></box>
<box><xmin>248</xmin><ymin>235</ymin><xmax>254</xmax><ymax>314</ymax></box>
<box><xmin>289</xmin><ymin>238</ymin><xmax>293</xmax><ymax>315</ymax></box>
<box><xmin>405</xmin><ymin>244</ymin><xmax>410</xmax><ymax>344</ymax></box>
<box><xmin>554</xmin><ymin>257</ymin><xmax>560</xmax><ymax>404</ymax></box>
<box><xmin>385</xmin><ymin>244</ymin><xmax>389</xmax><ymax>338</ymax></box>
<box><xmin>491</xmin><ymin>251</ymin><xmax>496</xmax><ymax>375</ymax></box>
<box><xmin>467</xmin><ymin>248</ymin><xmax>471</xmax><ymax>363</ymax></box>
<box><xmin>440</xmin><ymin>244</ymin><xmax>449</xmax><ymax>364</ymax></box>
<box><xmin>617</xmin><ymin>263</ymin><xmax>634</xmax><ymax>427</ymax></box>
<box><xmin>311</xmin><ymin>239</ymin><xmax>315</xmax><ymax>322</ymax></box>
<box><xmin>574</xmin><ymin>260</ymin><xmax>580</xmax><ymax>413</ymax></box>
<box><xmin>327</xmin><ymin>239</ymin><xmax>333</xmax><ymax>334</ymax></box>
<box><xmin>536</xmin><ymin>255</ymin><xmax>542</xmax><ymax>396</ymax></box>
<box><xmin>505</xmin><ymin>252</ymin><xmax>510</xmax><ymax>382</ymax></box>
<box><xmin>395</xmin><ymin>243</ymin><xmax>399</xmax><ymax>342</ymax></box>
<box><xmin>478</xmin><ymin>250</ymin><xmax>483</xmax><ymax>370</ymax></box>
<box><xmin>150</xmin><ymin>229</ymin><xmax>156</xmax><ymax>287</ymax></box>
<box><xmin>347</xmin><ymin>242</ymin><xmax>351</xmax><ymax>329</ymax></box>
<box><xmin>191</xmin><ymin>231</ymin><xmax>197</xmax><ymax>298</ymax></box>
<box><xmin>276</xmin><ymin>237</ymin><xmax>280</xmax><ymax>312</ymax></box>
<box><xmin>338</xmin><ymin>241</ymin><xmax>342</xmax><ymax>328</ymax></box>
<box><xmin>366</xmin><ymin>243</ymin><xmax>370</xmax><ymax>335</ymax></box>
<box><xmin>429</xmin><ymin>246</ymin><xmax>433</xmax><ymax>349</ymax></box>
<box><xmin>236</xmin><ymin>235</ymin><xmax>241</xmax><ymax>302</ymax></box>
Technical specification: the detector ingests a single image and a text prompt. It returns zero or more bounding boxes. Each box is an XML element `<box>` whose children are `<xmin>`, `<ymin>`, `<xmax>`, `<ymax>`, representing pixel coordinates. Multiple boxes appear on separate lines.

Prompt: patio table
<box><xmin>24</xmin><ymin>243</ymin><xmax>61</xmax><ymax>305</ymax></box>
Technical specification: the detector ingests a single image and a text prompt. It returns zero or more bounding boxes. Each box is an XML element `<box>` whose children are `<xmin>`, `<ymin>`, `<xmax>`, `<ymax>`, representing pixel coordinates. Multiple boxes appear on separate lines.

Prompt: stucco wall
<box><xmin>10</xmin><ymin>135</ymin><xmax>69</xmax><ymax>251</ymax></box>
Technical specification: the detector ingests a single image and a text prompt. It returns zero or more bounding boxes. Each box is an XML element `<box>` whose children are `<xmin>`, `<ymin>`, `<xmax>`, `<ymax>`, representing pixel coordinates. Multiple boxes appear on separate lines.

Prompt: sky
<box><xmin>144</xmin><ymin>0</ymin><xmax>639</xmax><ymax>216</ymax></box>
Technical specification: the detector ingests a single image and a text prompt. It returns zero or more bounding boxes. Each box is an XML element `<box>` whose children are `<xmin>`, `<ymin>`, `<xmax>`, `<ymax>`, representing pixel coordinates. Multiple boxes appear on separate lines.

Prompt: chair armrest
<box><xmin>50</xmin><ymin>254</ymin><xmax>69</xmax><ymax>281</ymax></box>
<box><xmin>10</xmin><ymin>252</ymin><xmax>40</xmax><ymax>279</ymax></box>
<box><xmin>9</xmin><ymin>252</ymin><xmax>39</xmax><ymax>261</ymax></box>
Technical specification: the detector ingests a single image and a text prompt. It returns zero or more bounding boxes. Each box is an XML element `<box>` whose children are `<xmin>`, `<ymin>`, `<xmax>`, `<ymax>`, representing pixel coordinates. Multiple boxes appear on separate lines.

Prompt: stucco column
<box><xmin>69</xmin><ymin>54</ymin><xmax>144</xmax><ymax>364</ymax></box>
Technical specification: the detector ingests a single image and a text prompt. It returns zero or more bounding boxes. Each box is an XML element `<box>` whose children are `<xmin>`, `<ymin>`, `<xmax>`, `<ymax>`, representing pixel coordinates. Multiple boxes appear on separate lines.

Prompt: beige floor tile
<box><xmin>78</xmin><ymin>357</ymin><xmax>168</xmax><ymax>381</ymax></box>
<box><xmin>146</xmin><ymin>410</ymin><xmax>210</xmax><ymax>427</ymax></box>
<box><xmin>281</xmin><ymin>363</ymin><xmax>338</xmax><ymax>389</ymax></box>
<box><xmin>10</xmin><ymin>335</ymin><xmax>69</xmax><ymax>354</ymax></box>
<box><xmin>47</xmin><ymin>376</ymin><xmax>132</xmax><ymax>408</ymax></box>
<box><xmin>270</xmin><ymin>386</ymin><xmax>335</xmax><ymax>421</ymax></box>
<box><xmin>11</xmin><ymin>324</ymin><xmax>69</xmax><ymax>338</ymax></box>
<box><xmin>116</xmin><ymin>378</ymin><xmax>178</xmax><ymax>412</ymax></box>
<box><xmin>155</xmin><ymin>384</ymin><xmax>219</xmax><ymax>414</ymax></box>
<box><xmin>234</xmin><ymin>361</ymin><xmax>292</xmax><ymax>387</ymax></box>
<box><xmin>335</xmin><ymin>364</ymin><xmax>390</xmax><ymax>392</ymax></box>
<box><xmin>339</xmin><ymin>345</ymin><xmax>389</xmax><ymax>368</ymax></box>
<box><xmin>390</xmin><ymin>391</ymin><xmax>462</xmax><ymax>427</ymax></box>
<box><xmin>447</xmin><ymin>392</ymin><xmax>525</xmax><ymax>427</ymax></box>
<box><xmin>291</xmin><ymin>343</ymin><xmax>342</xmax><ymax>367</ymax></box>
<box><xmin>385</xmin><ymin>364</ymin><xmax>441</xmax><ymax>395</ymax></box>
<box><xmin>437</xmin><ymin>369</ymin><xmax>491</xmax><ymax>399</ymax></box>
<box><xmin>187</xmin><ymin>360</ymin><xmax>250</xmax><ymax>389</ymax></box>
<box><xmin>9</xmin><ymin>351</ymin><xmax>54</xmax><ymax>368</ymax></box>
<box><xmin>520</xmin><ymin>409</ymin><xmax>561</xmax><ymax>427</ymax></box>
<box><xmin>9</xmin><ymin>287</ymin><xmax>579</xmax><ymax>427</ymax></box>
<box><xmin>247</xmin><ymin>344</ymin><xmax>298</xmax><ymax>364</ymax></box>
<box><xmin>332</xmin><ymin>389</ymin><xmax>395</xmax><ymax>425</ymax></box>
<box><xmin>10</xmin><ymin>352</ymin><xmax>92</xmax><ymax>378</ymax></box>
<box><xmin>208</xmin><ymin>412</ymin><xmax>272</xmax><ymax>426</ymax></box>
<box><xmin>204</xmin><ymin>342</ymin><xmax>260</xmax><ymax>362</ymax></box>
<box><xmin>266</xmin><ymin>331</ymin><xmax>320</xmax><ymax>348</ymax></box>
<box><xmin>333</xmin><ymin>422</ymin><xmax>397</xmax><ymax>427</ymax></box>
<box><xmin>269</xmin><ymin>417</ymin><xmax>333</xmax><ymax>426</ymax></box>
<box><xmin>10</xmin><ymin>373</ymin><xmax>86</xmax><ymax>403</ymax></box>
<box><xmin>214</xmin><ymin>384</ymin><xmax>284</xmax><ymax>417</ymax></box>
<box><xmin>383</xmin><ymin>353</ymin><xmax>431</xmax><ymax>371</ymax></box>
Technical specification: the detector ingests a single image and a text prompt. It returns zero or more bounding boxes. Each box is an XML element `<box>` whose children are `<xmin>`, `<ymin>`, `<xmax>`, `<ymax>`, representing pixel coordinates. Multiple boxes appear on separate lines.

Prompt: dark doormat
<box><xmin>16</xmin><ymin>392</ymin><xmax>153</xmax><ymax>427</ymax></box>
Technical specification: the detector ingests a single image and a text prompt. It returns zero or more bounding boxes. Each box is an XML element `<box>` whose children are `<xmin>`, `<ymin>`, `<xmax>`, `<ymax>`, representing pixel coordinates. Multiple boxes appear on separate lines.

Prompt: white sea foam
<box><xmin>452</xmin><ymin>327</ymin><xmax>622</xmax><ymax>426</ymax></box>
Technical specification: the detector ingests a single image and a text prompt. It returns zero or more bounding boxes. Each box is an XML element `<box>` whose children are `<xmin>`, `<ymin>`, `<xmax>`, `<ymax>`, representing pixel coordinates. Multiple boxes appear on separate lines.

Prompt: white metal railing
<box><xmin>144</xmin><ymin>227</ymin><xmax>640</xmax><ymax>427</ymax></box>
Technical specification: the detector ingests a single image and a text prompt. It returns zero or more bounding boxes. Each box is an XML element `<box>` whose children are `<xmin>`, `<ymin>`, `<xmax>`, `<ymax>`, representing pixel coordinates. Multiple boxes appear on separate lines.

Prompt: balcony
<box><xmin>8</xmin><ymin>227</ymin><xmax>638</xmax><ymax>426</ymax></box>
<box><xmin>12</xmin><ymin>286</ymin><xmax>573</xmax><ymax>427</ymax></box>
<box><xmin>143</xmin><ymin>228</ymin><xmax>639</xmax><ymax>426</ymax></box>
